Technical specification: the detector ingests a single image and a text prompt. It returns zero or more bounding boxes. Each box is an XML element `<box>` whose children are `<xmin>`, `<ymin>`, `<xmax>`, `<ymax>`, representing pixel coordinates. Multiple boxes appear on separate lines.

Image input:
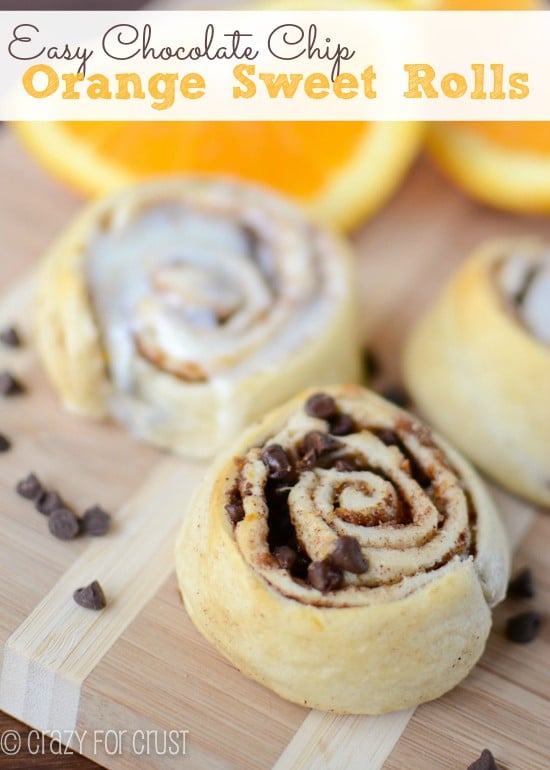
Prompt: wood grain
<box><xmin>0</xmin><ymin>121</ymin><xmax>548</xmax><ymax>770</ymax></box>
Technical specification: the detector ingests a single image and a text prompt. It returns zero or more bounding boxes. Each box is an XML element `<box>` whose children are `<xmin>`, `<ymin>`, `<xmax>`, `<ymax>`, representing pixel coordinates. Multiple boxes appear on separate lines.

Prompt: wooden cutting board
<box><xmin>0</xmin><ymin>124</ymin><xmax>548</xmax><ymax>770</ymax></box>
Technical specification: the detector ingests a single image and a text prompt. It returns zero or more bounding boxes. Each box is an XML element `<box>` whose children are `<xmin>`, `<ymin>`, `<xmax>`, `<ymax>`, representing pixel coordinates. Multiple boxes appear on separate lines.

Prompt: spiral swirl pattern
<box><xmin>87</xmin><ymin>179</ymin><xmax>340</xmax><ymax>385</ymax></box>
<box><xmin>231</xmin><ymin>390</ymin><xmax>476</xmax><ymax>607</ymax></box>
<box><xmin>34</xmin><ymin>177</ymin><xmax>359</xmax><ymax>455</ymax></box>
<box><xmin>498</xmin><ymin>242</ymin><xmax>550</xmax><ymax>346</ymax></box>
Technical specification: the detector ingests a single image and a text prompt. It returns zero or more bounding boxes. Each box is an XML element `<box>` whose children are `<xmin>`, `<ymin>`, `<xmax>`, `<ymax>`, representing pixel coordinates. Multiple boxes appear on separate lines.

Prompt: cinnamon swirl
<box><xmin>404</xmin><ymin>239</ymin><xmax>550</xmax><ymax>506</ymax></box>
<box><xmin>35</xmin><ymin>177</ymin><xmax>361</xmax><ymax>457</ymax></box>
<box><xmin>176</xmin><ymin>385</ymin><xmax>509</xmax><ymax>714</ymax></box>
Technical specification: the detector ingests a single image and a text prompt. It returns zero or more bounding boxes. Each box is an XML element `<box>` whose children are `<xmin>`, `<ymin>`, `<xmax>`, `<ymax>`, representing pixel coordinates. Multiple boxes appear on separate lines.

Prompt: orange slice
<box><xmin>429</xmin><ymin>122</ymin><xmax>550</xmax><ymax>214</ymax></box>
<box><xmin>12</xmin><ymin>0</ymin><xmax>424</xmax><ymax>231</ymax></box>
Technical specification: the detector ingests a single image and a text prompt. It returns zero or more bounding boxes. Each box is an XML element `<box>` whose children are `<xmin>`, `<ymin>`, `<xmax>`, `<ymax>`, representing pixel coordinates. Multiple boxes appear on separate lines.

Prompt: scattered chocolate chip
<box><xmin>48</xmin><ymin>507</ymin><xmax>80</xmax><ymax>540</ymax></box>
<box><xmin>467</xmin><ymin>749</ymin><xmax>499</xmax><ymax>770</ymax></box>
<box><xmin>261</xmin><ymin>444</ymin><xmax>293</xmax><ymax>481</ymax></box>
<box><xmin>0</xmin><ymin>371</ymin><xmax>25</xmax><ymax>396</ymax></box>
<box><xmin>303</xmin><ymin>431</ymin><xmax>341</xmax><ymax>457</ymax></box>
<box><xmin>82</xmin><ymin>505</ymin><xmax>111</xmax><ymax>536</ymax></box>
<box><xmin>331</xmin><ymin>536</ymin><xmax>368</xmax><ymax>574</ymax></box>
<box><xmin>35</xmin><ymin>490</ymin><xmax>66</xmax><ymax>516</ymax></box>
<box><xmin>0</xmin><ymin>433</ymin><xmax>11</xmax><ymax>452</ymax></box>
<box><xmin>305</xmin><ymin>392</ymin><xmax>337</xmax><ymax>420</ymax></box>
<box><xmin>379</xmin><ymin>385</ymin><xmax>410</xmax><ymax>409</ymax></box>
<box><xmin>0</xmin><ymin>326</ymin><xmax>22</xmax><ymax>348</ymax></box>
<box><xmin>505</xmin><ymin>610</ymin><xmax>541</xmax><ymax>643</ymax></box>
<box><xmin>329</xmin><ymin>413</ymin><xmax>355</xmax><ymax>436</ymax></box>
<box><xmin>73</xmin><ymin>580</ymin><xmax>106</xmax><ymax>611</ymax></box>
<box><xmin>334</xmin><ymin>458</ymin><xmax>357</xmax><ymax>472</ymax></box>
<box><xmin>307</xmin><ymin>559</ymin><xmax>343</xmax><ymax>593</ymax></box>
<box><xmin>16</xmin><ymin>472</ymin><xmax>43</xmax><ymax>500</ymax></box>
<box><xmin>507</xmin><ymin>567</ymin><xmax>535</xmax><ymax>599</ymax></box>
<box><xmin>274</xmin><ymin>545</ymin><xmax>297</xmax><ymax>571</ymax></box>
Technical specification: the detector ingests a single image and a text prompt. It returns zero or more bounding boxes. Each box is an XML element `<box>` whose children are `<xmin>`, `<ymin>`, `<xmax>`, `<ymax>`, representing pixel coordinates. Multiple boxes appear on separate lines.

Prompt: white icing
<box><xmin>500</xmin><ymin>247</ymin><xmax>550</xmax><ymax>345</ymax></box>
<box><xmin>86</xmin><ymin>183</ymin><xmax>346</xmax><ymax>402</ymax></box>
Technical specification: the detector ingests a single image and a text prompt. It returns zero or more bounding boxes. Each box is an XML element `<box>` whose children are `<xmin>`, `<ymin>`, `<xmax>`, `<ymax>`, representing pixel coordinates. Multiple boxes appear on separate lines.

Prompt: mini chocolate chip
<box><xmin>82</xmin><ymin>505</ymin><xmax>111</xmax><ymax>536</ymax></box>
<box><xmin>303</xmin><ymin>431</ymin><xmax>341</xmax><ymax>457</ymax></box>
<box><xmin>274</xmin><ymin>545</ymin><xmax>297</xmax><ymax>571</ymax></box>
<box><xmin>0</xmin><ymin>433</ymin><xmax>11</xmax><ymax>452</ymax></box>
<box><xmin>334</xmin><ymin>458</ymin><xmax>357</xmax><ymax>472</ymax></box>
<box><xmin>297</xmin><ymin>450</ymin><xmax>317</xmax><ymax>471</ymax></box>
<box><xmin>48</xmin><ymin>508</ymin><xmax>80</xmax><ymax>540</ymax></box>
<box><xmin>329</xmin><ymin>413</ymin><xmax>355</xmax><ymax>436</ymax></box>
<box><xmin>467</xmin><ymin>749</ymin><xmax>499</xmax><ymax>770</ymax></box>
<box><xmin>0</xmin><ymin>371</ymin><xmax>25</xmax><ymax>396</ymax></box>
<box><xmin>73</xmin><ymin>580</ymin><xmax>106</xmax><ymax>611</ymax></box>
<box><xmin>379</xmin><ymin>385</ymin><xmax>410</xmax><ymax>409</ymax></box>
<box><xmin>225</xmin><ymin>500</ymin><xmax>245</xmax><ymax>523</ymax></box>
<box><xmin>261</xmin><ymin>444</ymin><xmax>292</xmax><ymax>481</ymax></box>
<box><xmin>331</xmin><ymin>536</ymin><xmax>368</xmax><ymax>574</ymax></box>
<box><xmin>507</xmin><ymin>567</ymin><xmax>535</xmax><ymax>599</ymax></box>
<box><xmin>0</xmin><ymin>327</ymin><xmax>22</xmax><ymax>348</ymax></box>
<box><xmin>363</xmin><ymin>348</ymin><xmax>380</xmax><ymax>379</ymax></box>
<box><xmin>505</xmin><ymin>610</ymin><xmax>541</xmax><ymax>643</ymax></box>
<box><xmin>307</xmin><ymin>559</ymin><xmax>343</xmax><ymax>593</ymax></box>
<box><xmin>374</xmin><ymin>428</ymin><xmax>399</xmax><ymax>446</ymax></box>
<box><xmin>35</xmin><ymin>490</ymin><xmax>66</xmax><ymax>516</ymax></box>
<box><xmin>16</xmin><ymin>472</ymin><xmax>43</xmax><ymax>500</ymax></box>
<box><xmin>305</xmin><ymin>392</ymin><xmax>337</xmax><ymax>420</ymax></box>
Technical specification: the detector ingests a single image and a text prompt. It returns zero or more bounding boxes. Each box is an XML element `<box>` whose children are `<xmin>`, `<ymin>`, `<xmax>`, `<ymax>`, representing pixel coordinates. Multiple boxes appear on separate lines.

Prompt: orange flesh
<box><xmin>62</xmin><ymin>121</ymin><xmax>371</xmax><ymax>197</ymax></box>
<box><xmin>453</xmin><ymin>122</ymin><xmax>550</xmax><ymax>155</ymax></box>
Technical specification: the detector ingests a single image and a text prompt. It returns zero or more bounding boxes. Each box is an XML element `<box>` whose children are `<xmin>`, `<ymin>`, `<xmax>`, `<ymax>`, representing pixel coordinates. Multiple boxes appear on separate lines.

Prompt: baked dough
<box><xmin>404</xmin><ymin>239</ymin><xmax>550</xmax><ymax>506</ymax></box>
<box><xmin>35</xmin><ymin>177</ymin><xmax>361</xmax><ymax>457</ymax></box>
<box><xmin>176</xmin><ymin>384</ymin><xmax>509</xmax><ymax>714</ymax></box>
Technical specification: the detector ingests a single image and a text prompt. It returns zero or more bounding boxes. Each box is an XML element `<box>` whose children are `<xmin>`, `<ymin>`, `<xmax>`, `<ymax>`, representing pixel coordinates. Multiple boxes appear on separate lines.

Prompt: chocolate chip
<box><xmin>507</xmin><ymin>567</ymin><xmax>535</xmax><ymax>599</ymax></box>
<box><xmin>303</xmin><ymin>431</ymin><xmax>341</xmax><ymax>456</ymax></box>
<box><xmin>307</xmin><ymin>559</ymin><xmax>343</xmax><ymax>593</ymax></box>
<box><xmin>274</xmin><ymin>545</ymin><xmax>297</xmax><ymax>571</ymax></box>
<box><xmin>363</xmin><ymin>348</ymin><xmax>380</xmax><ymax>379</ymax></box>
<box><xmin>261</xmin><ymin>444</ymin><xmax>293</xmax><ymax>481</ymax></box>
<box><xmin>0</xmin><ymin>326</ymin><xmax>22</xmax><ymax>348</ymax></box>
<box><xmin>329</xmin><ymin>413</ymin><xmax>355</xmax><ymax>436</ymax></box>
<box><xmin>0</xmin><ymin>371</ymin><xmax>25</xmax><ymax>396</ymax></box>
<box><xmin>16</xmin><ymin>472</ymin><xmax>43</xmax><ymax>500</ymax></box>
<box><xmin>305</xmin><ymin>392</ymin><xmax>337</xmax><ymax>420</ymax></box>
<box><xmin>35</xmin><ymin>490</ymin><xmax>66</xmax><ymax>516</ymax></box>
<box><xmin>82</xmin><ymin>505</ymin><xmax>111</xmax><ymax>536</ymax></box>
<box><xmin>48</xmin><ymin>508</ymin><xmax>80</xmax><ymax>540</ymax></box>
<box><xmin>225</xmin><ymin>500</ymin><xmax>244</xmax><ymax>524</ymax></box>
<box><xmin>379</xmin><ymin>385</ymin><xmax>410</xmax><ymax>409</ymax></box>
<box><xmin>297</xmin><ymin>450</ymin><xmax>317</xmax><ymax>470</ymax></box>
<box><xmin>333</xmin><ymin>458</ymin><xmax>357</xmax><ymax>472</ymax></box>
<box><xmin>0</xmin><ymin>433</ymin><xmax>11</xmax><ymax>452</ymax></box>
<box><xmin>73</xmin><ymin>580</ymin><xmax>106</xmax><ymax>611</ymax></box>
<box><xmin>505</xmin><ymin>610</ymin><xmax>541</xmax><ymax>643</ymax></box>
<box><xmin>374</xmin><ymin>428</ymin><xmax>399</xmax><ymax>446</ymax></box>
<box><xmin>467</xmin><ymin>749</ymin><xmax>499</xmax><ymax>770</ymax></box>
<box><xmin>331</xmin><ymin>536</ymin><xmax>368</xmax><ymax>574</ymax></box>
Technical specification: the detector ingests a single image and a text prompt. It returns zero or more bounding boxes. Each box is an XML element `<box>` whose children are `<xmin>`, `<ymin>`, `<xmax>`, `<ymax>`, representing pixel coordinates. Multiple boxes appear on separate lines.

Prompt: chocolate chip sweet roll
<box><xmin>35</xmin><ymin>178</ymin><xmax>361</xmax><ymax>457</ymax></box>
<box><xmin>405</xmin><ymin>239</ymin><xmax>550</xmax><ymax>506</ymax></box>
<box><xmin>176</xmin><ymin>385</ymin><xmax>509</xmax><ymax>714</ymax></box>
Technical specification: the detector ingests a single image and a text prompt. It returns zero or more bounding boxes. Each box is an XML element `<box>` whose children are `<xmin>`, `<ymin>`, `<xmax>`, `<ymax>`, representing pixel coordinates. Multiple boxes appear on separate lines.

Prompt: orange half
<box><xmin>14</xmin><ymin>119</ymin><xmax>422</xmax><ymax>231</ymax></box>
<box><xmin>429</xmin><ymin>122</ymin><xmax>550</xmax><ymax>213</ymax></box>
